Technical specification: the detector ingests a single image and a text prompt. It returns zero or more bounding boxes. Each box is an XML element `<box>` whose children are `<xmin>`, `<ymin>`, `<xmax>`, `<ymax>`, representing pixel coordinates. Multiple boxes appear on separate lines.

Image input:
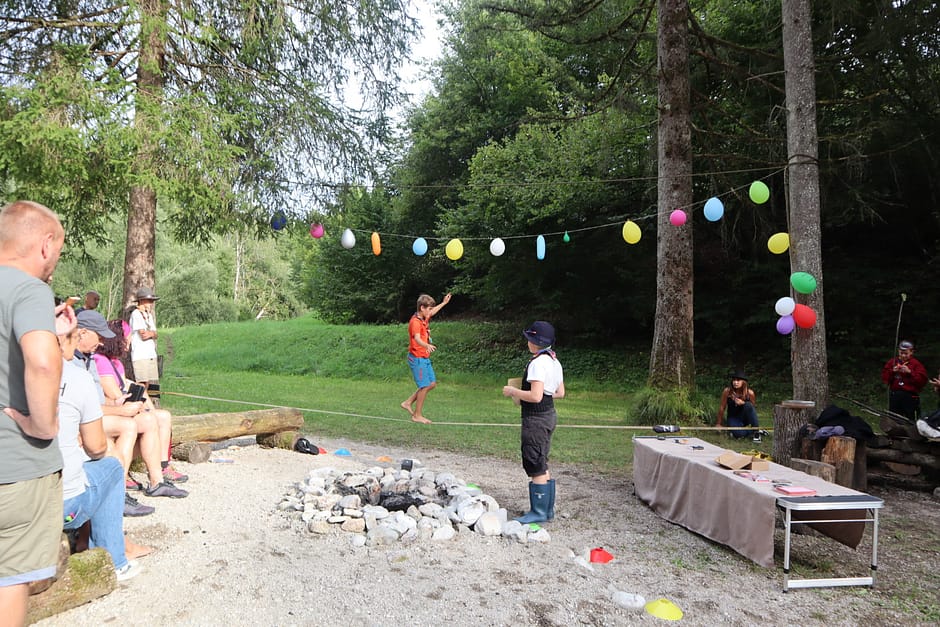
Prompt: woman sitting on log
<box><xmin>93</xmin><ymin>320</ymin><xmax>188</xmax><ymax>487</ymax></box>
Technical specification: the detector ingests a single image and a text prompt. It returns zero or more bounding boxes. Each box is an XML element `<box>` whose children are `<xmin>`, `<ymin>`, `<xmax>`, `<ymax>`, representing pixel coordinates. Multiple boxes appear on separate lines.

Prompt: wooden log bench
<box><xmin>26</xmin><ymin>536</ymin><xmax>115</xmax><ymax>624</ymax></box>
<box><xmin>170</xmin><ymin>407</ymin><xmax>304</xmax><ymax>463</ymax></box>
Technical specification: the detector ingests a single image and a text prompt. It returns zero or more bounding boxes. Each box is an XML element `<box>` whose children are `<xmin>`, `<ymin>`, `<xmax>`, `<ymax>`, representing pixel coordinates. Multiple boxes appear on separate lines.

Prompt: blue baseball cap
<box><xmin>76</xmin><ymin>309</ymin><xmax>115</xmax><ymax>338</ymax></box>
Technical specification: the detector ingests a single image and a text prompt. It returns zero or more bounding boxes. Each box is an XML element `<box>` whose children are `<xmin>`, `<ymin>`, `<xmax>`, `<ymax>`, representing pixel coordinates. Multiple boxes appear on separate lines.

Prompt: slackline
<box><xmin>163</xmin><ymin>391</ymin><xmax>771</xmax><ymax>432</ymax></box>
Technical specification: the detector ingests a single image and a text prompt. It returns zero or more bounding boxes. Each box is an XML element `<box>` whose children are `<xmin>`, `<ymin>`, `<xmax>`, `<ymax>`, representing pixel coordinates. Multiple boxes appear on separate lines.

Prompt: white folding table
<box><xmin>776</xmin><ymin>494</ymin><xmax>884</xmax><ymax>591</ymax></box>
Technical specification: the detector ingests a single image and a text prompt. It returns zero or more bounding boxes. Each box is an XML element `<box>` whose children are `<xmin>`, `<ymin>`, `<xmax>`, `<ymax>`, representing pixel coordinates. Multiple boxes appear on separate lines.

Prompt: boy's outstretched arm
<box><xmin>429</xmin><ymin>292</ymin><xmax>452</xmax><ymax>318</ymax></box>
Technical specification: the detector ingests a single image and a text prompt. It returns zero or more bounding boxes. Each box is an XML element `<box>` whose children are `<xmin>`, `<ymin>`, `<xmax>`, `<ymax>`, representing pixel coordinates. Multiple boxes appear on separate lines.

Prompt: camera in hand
<box><xmin>127</xmin><ymin>383</ymin><xmax>146</xmax><ymax>403</ymax></box>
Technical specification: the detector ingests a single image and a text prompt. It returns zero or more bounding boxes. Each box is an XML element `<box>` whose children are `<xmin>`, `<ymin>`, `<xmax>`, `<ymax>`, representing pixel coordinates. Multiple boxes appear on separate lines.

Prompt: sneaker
<box><xmin>144</xmin><ymin>481</ymin><xmax>189</xmax><ymax>498</ymax></box>
<box><xmin>125</xmin><ymin>477</ymin><xmax>143</xmax><ymax>491</ymax></box>
<box><xmin>115</xmin><ymin>560</ymin><xmax>142</xmax><ymax>582</ymax></box>
<box><xmin>124</xmin><ymin>494</ymin><xmax>155</xmax><ymax>517</ymax></box>
<box><xmin>163</xmin><ymin>467</ymin><xmax>188</xmax><ymax>483</ymax></box>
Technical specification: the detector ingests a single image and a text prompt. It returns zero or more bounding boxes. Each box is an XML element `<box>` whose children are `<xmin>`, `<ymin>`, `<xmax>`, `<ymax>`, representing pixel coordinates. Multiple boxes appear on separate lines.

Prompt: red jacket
<box><xmin>881</xmin><ymin>356</ymin><xmax>928</xmax><ymax>394</ymax></box>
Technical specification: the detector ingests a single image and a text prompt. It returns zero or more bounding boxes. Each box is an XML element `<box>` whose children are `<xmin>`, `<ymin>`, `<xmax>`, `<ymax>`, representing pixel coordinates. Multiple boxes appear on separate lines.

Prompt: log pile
<box><xmin>867</xmin><ymin>432</ymin><xmax>940</xmax><ymax>491</ymax></box>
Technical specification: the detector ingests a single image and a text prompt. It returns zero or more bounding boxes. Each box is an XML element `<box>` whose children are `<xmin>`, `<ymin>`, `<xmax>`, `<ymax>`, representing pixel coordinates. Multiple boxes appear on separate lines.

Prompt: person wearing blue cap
<box><xmin>502</xmin><ymin>321</ymin><xmax>565</xmax><ymax>524</ymax></box>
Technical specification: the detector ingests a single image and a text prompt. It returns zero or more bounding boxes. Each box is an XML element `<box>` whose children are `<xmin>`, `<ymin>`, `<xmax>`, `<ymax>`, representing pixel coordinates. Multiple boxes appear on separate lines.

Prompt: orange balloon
<box><xmin>371</xmin><ymin>232</ymin><xmax>381</xmax><ymax>256</ymax></box>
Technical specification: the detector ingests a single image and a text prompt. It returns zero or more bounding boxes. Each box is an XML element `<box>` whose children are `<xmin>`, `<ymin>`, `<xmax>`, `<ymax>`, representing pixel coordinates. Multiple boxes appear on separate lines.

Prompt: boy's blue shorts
<box><xmin>408</xmin><ymin>354</ymin><xmax>436</xmax><ymax>389</ymax></box>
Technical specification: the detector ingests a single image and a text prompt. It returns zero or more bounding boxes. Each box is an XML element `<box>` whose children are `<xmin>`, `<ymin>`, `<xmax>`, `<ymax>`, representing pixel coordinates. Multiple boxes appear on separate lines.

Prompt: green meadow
<box><xmin>159</xmin><ymin>316</ymin><xmax>879</xmax><ymax>473</ymax></box>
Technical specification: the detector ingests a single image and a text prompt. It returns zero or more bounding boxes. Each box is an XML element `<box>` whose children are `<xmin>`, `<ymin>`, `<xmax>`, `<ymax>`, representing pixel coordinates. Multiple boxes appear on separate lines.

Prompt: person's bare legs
<box><xmin>125</xmin><ymin>535</ymin><xmax>153</xmax><ymax>560</ymax></box>
<box><xmin>412</xmin><ymin>382</ymin><xmax>436</xmax><ymax>424</ymax></box>
<box><xmin>101</xmin><ymin>414</ymin><xmax>138</xmax><ymax>472</ymax></box>
<box><xmin>152</xmin><ymin>408</ymin><xmax>172</xmax><ymax>464</ymax></box>
<box><xmin>133</xmin><ymin>411</ymin><xmax>164</xmax><ymax>487</ymax></box>
<box><xmin>400</xmin><ymin>391</ymin><xmax>417</xmax><ymax>417</ymax></box>
<box><xmin>0</xmin><ymin>583</ymin><xmax>28</xmax><ymax>627</ymax></box>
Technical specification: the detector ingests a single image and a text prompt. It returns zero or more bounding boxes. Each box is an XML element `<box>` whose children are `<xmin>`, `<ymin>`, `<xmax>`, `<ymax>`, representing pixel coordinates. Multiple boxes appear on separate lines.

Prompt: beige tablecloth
<box><xmin>632</xmin><ymin>436</ymin><xmax>868</xmax><ymax>567</ymax></box>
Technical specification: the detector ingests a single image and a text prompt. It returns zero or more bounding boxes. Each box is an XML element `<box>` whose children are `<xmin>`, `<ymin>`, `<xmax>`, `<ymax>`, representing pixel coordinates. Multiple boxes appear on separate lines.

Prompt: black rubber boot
<box><xmin>516</xmin><ymin>482</ymin><xmax>551</xmax><ymax>524</ymax></box>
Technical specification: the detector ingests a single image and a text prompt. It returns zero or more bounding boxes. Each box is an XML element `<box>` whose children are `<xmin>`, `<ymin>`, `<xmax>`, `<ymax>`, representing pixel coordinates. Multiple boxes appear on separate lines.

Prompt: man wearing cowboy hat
<box><xmin>129</xmin><ymin>287</ymin><xmax>161</xmax><ymax>403</ymax></box>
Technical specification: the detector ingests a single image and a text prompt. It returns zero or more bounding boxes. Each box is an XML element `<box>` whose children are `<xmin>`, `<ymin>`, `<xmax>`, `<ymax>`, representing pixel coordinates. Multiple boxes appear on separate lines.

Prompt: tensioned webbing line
<box><xmin>163</xmin><ymin>390</ymin><xmax>770</xmax><ymax>432</ymax></box>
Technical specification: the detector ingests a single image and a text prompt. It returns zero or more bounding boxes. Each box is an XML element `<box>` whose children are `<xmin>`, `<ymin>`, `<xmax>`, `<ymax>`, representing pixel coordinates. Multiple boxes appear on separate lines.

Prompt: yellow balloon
<box><xmin>622</xmin><ymin>220</ymin><xmax>642</xmax><ymax>245</ymax></box>
<box><xmin>767</xmin><ymin>232</ymin><xmax>789</xmax><ymax>255</ymax></box>
<box><xmin>445</xmin><ymin>238</ymin><xmax>464</xmax><ymax>260</ymax></box>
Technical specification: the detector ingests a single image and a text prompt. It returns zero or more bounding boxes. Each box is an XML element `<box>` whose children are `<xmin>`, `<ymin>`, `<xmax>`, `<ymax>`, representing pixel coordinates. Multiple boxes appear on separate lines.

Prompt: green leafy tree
<box><xmin>0</xmin><ymin>0</ymin><xmax>417</xmax><ymax>306</ymax></box>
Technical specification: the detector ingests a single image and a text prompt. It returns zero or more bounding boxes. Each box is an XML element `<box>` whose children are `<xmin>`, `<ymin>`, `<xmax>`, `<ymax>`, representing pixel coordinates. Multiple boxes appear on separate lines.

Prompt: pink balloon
<box><xmin>776</xmin><ymin>315</ymin><xmax>795</xmax><ymax>335</ymax></box>
<box><xmin>792</xmin><ymin>304</ymin><xmax>817</xmax><ymax>329</ymax></box>
<box><xmin>310</xmin><ymin>223</ymin><xmax>324</xmax><ymax>239</ymax></box>
<box><xmin>669</xmin><ymin>210</ymin><xmax>687</xmax><ymax>226</ymax></box>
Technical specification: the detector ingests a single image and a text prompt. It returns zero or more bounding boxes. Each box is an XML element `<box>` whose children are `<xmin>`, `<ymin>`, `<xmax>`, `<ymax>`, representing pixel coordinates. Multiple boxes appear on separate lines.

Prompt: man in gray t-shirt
<box><xmin>0</xmin><ymin>201</ymin><xmax>72</xmax><ymax>623</ymax></box>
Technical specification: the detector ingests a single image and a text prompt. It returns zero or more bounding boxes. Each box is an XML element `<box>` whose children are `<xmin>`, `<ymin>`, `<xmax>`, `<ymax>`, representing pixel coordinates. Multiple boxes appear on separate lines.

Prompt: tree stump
<box><xmin>800</xmin><ymin>436</ymin><xmax>824</xmax><ymax>461</ymax></box>
<box><xmin>171</xmin><ymin>441</ymin><xmax>213</xmax><ymax>464</ymax></box>
<box><xmin>789</xmin><ymin>458</ymin><xmax>836</xmax><ymax>483</ymax></box>
<box><xmin>170</xmin><ymin>408</ymin><xmax>304</xmax><ymax>444</ymax></box>
<box><xmin>257</xmin><ymin>431</ymin><xmax>299</xmax><ymax>450</ymax></box>
<box><xmin>821</xmin><ymin>435</ymin><xmax>856</xmax><ymax>488</ymax></box>
<box><xmin>773</xmin><ymin>403</ymin><xmax>817</xmax><ymax>467</ymax></box>
<box><xmin>26</xmin><ymin>548</ymin><xmax>115</xmax><ymax>624</ymax></box>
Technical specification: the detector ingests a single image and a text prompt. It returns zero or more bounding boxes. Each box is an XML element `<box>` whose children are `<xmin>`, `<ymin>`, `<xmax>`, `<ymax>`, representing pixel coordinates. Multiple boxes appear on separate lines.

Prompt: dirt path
<box><xmin>36</xmin><ymin>436</ymin><xmax>939</xmax><ymax>626</ymax></box>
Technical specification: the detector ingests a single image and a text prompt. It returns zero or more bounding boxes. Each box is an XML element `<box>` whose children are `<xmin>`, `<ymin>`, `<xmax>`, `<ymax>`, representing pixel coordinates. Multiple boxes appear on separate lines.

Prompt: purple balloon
<box><xmin>776</xmin><ymin>315</ymin><xmax>795</xmax><ymax>335</ymax></box>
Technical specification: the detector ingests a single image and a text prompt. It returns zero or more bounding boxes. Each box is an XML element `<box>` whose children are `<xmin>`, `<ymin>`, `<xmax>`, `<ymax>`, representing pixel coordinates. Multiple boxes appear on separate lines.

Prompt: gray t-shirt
<box><xmin>0</xmin><ymin>265</ymin><xmax>62</xmax><ymax>483</ymax></box>
<box><xmin>57</xmin><ymin>360</ymin><xmax>102</xmax><ymax>500</ymax></box>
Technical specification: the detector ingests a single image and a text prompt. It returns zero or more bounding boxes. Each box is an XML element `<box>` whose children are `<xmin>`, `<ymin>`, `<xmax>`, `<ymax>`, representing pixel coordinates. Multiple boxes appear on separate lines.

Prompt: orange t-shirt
<box><xmin>408</xmin><ymin>314</ymin><xmax>430</xmax><ymax>358</ymax></box>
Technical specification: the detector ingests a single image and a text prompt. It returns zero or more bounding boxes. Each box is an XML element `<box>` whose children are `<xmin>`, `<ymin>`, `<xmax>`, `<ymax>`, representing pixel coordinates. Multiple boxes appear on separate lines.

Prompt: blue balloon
<box><xmin>412</xmin><ymin>237</ymin><xmax>428</xmax><ymax>256</ymax></box>
<box><xmin>704</xmin><ymin>197</ymin><xmax>724</xmax><ymax>222</ymax></box>
<box><xmin>270</xmin><ymin>212</ymin><xmax>287</xmax><ymax>231</ymax></box>
<box><xmin>536</xmin><ymin>235</ymin><xmax>546</xmax><ymax>260</ymax></box>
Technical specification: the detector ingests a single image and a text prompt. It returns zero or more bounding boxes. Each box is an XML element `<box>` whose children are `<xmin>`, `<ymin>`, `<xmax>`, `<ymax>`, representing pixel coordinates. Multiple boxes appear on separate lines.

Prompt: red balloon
<box><xmin>792</xmin><ymin>304</ymin><xmax>817</xmax><ymax>328</ymax></box>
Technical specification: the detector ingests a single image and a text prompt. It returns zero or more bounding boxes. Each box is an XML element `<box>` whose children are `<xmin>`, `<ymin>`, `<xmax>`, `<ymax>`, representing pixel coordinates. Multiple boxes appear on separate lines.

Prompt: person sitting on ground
<box><xmin>716</xmin><ymin>370</ymin><xmax>762</xmax><ymax>442</ymax></box>
<box><xmin>56</xmin><ymin>326</ymin><xmax>151</xmax><ymax>581</ymax></box>
<box><xmin>72</xmin><ymin>310</ymin><xmax>187</xmax><ymax>503</ymax></box>
<box><xmin>94</xmin><ymin>319</ymin><xmax>187</xmax><ymax>484</ymax></box>
<box><xmin>881</xmin><ymin>340</ymin><xmax>928</xmax><ymax>420</ymax></box>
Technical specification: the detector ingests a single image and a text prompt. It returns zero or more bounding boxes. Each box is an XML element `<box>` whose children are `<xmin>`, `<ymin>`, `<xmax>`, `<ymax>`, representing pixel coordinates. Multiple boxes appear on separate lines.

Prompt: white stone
<box><xmin>307</xmin><ymin>520</ymin><xmax>331</xmax><ymax>534</ymax></box>
<box><xmin>474</xmin><ymin>511</ymin><xmax>502</xmax><ymax>536</ymax></box>
<box><xmin>342</xmin><ymin>474</ymin><xmax>370</xmax><ymax>488</ymax></box>
<box><xmin>343</xmin><ymin>508</ymin><xmax>363</xmax><ymax>518</ymax></box>
<box><xmin>327</xmin><ymin>515</ymin><xmax>349</xmax><ymax>524</ymax></box>
<box><xmin>341</xmin><ymin>518</ymin><xmax>366</xmax><ymax>533</ymax></box>
<box><xmin>349</xmin><ymin>534</ymin><xmax>367</xmax><ymax>548</ymax></box>
<box><xmin>418</xmin><ymin>503</ymin><xmax>444</xmax><ymax>518</ymax></box>
<box><xmin>361</xmin><ymin>505</ymin><xmax>389</xmax><ymax>519</ymax></box>
<box><xmin>431</xmin><ymin>525</ymin><xmax>456</xmax><ymax>541</ymax></box>
<box><xmin>528</xmin><ymin>528</ymin><xmax>551</xmax><ymax>543</ymax></box>
<box><xmin>338</xmin><ymin>494</ymin><xmax>361</xmax><ymax>509</ymax></box>
<box><xmin>367</xmin><ymin>526</ymin><xmax>400</xmax><ymax>546</ymax></box>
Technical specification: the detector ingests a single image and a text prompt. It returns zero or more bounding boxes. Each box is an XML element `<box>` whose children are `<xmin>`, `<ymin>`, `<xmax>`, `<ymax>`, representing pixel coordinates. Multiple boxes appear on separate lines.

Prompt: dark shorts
<box><xmin>521</xmin><ymin>410</ymin><xmax>557</xmax><ymax>476</ymax></box>
<box><xmin>408</xmin><ymin>354</ymin><xmax>436</xmax><ymax>389</ymax></box>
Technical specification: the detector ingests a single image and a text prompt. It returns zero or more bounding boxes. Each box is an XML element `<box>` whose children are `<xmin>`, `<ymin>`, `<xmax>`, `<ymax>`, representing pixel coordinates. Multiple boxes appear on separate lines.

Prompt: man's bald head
<box><xmin>0</xmin><ymin>200</ymin><xmax>65</xmax><ymax>281</ymax></box>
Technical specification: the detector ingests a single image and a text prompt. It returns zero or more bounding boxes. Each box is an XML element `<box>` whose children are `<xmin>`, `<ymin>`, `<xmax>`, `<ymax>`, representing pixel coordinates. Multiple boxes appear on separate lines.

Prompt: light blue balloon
<box><xmin>704</xmin><ymin>197</ymin><xmax>724</xmax><ymax>222</ymax></box>
<box><xmin>536</xmin><ymin>235</ymin><xmax>546</xmax><ymax>260</ymax></box>
<box><xmin>412</xmin><ymin>237</ymin><xmax>428</xmax><ymax>256</ymax></box>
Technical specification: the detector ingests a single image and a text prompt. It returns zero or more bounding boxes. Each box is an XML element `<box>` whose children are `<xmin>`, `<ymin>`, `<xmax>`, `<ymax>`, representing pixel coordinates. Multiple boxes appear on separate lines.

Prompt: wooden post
<box><xmin>773</xmin><ymin>402</ymin><xmax>816</xmax><ymax>467</ymax></box>
<box><xmin>26</xmin><ymin>548</ymin><xmax>115</xmax><ymax>624</ymax></box>
<box><xmin>821</xmin><ymin>435</ymin><xmax>856</xmax><ymax>488</ymax></box>
<box><xmin>257</xmin><ymin>431</ymin><xmax>299</xmax><ymax>450</ymax></box>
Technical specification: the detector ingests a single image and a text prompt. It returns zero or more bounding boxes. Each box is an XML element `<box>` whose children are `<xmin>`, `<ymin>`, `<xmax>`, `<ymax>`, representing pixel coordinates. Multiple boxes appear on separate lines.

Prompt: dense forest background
<box><xmin>38</xmin><ymin>1</ymin><xmax>940</xmax><ymax>377</ymax></box>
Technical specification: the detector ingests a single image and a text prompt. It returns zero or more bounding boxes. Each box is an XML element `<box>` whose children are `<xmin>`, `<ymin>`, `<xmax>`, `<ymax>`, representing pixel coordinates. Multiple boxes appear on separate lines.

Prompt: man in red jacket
<box><xmin>881</xmin><ymin>340</ymin><xmax>928</xmax><ymax>419</ymax></box>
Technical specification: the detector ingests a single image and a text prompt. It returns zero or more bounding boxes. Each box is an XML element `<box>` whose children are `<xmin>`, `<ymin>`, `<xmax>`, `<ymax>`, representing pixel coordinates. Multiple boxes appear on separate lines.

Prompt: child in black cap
<box><xmin>502</xmin><ymin>321</ymin><xmax>565</xmax><ymax>524</ymax></box>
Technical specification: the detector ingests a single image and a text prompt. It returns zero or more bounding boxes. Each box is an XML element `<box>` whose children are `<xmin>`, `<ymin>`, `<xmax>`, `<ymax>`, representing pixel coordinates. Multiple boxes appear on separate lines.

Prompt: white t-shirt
<box><xmin>129</xmin><ymin>308</ymin><xmax>157</xmax><ymax>360</ymax></box>
<box><xmin>58</xmin><ymin>359</ymin><xmax>103</xmax><ymax>500</ymax></box>
<box><xmin>526</xmin><ymin>353</ymin><xmax>564</xmax><ymax>396</ymax></box>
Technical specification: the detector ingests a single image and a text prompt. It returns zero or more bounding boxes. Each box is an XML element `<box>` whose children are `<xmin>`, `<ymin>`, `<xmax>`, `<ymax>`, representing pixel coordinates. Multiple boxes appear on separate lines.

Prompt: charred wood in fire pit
<box><xmin>380</xmin><ymin>493</ymin><xmax>427</xmax><ymax>511</ymax></box>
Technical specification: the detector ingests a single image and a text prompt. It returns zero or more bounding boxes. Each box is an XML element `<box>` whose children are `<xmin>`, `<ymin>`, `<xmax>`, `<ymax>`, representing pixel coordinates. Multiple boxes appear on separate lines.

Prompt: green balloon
<box><xmin>749</xmin><ymin>181</ymin><xmax>770</xmax><ymax>204</ymax></box>
<box><xmin>790</xmin><ymin>271</ymin><xmax>817</xmax><ymax>294</ymax></box>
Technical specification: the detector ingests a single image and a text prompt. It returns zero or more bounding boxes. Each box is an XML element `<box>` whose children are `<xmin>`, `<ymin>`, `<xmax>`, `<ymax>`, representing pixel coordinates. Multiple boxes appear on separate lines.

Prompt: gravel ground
<box><xmin>35</xmin><ymin>436</ymin><xmax>939</xmax><ymax>626</ymax></box>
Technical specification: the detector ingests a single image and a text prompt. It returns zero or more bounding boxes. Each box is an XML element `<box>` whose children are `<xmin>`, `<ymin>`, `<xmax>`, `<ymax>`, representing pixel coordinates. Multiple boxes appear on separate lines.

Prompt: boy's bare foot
<box><xmin>400</xmin><ymin>401</ymin><xmax>414</xmax><ymax>416</ymax></box>
<box><xmin>411</xmin><ymin>415</ymin><xmax>432</xmax><ymax>424</ymax></box>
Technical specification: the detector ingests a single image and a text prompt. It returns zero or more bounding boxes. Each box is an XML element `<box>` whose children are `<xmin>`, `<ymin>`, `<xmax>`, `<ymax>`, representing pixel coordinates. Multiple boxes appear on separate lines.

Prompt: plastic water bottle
<box><xmin>609</xmin><ymin>586</ymin><xmax>645</xmax><ymax>610</ymax></box>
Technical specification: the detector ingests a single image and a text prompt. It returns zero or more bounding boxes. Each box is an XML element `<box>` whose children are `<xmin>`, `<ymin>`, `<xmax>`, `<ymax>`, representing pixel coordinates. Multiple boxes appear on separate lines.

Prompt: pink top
<box><xmin>92</xmin><ymin>353</ymin><xmax>127</xmax><ymax>393</ymax></box>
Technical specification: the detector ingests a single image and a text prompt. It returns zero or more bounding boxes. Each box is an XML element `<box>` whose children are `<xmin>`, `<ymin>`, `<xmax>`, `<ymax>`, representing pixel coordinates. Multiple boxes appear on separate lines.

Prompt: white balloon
<box><xmin>774</xmin><ymin>296</ymin><xmax>795</xmax><ymax>317</ymax></box>
<box><xmin>341</xmin><ymin>228</ymin><xmax>356</xmax><ymax>249</ymax></box>
<box><xmin>489</xmin><ymin>238</ymin><xmax>505</xmax><ymax>256</ymax></box>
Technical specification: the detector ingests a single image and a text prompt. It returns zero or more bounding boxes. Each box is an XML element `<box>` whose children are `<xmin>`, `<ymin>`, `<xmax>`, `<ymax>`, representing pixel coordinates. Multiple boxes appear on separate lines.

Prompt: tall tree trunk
<box><xmin>123</xmin><ymin>0</ymin><xmax>168</xmax><ymax>310</ymax></box>
<box><xmin>782</xmin><ymin>0</ymin><xmax>828</xmax><ymax>407</ymax></box>
<box><xmin>649</xmin><ymin>0</ymin><xmax>694</xmax><ymax>390</ymax></box>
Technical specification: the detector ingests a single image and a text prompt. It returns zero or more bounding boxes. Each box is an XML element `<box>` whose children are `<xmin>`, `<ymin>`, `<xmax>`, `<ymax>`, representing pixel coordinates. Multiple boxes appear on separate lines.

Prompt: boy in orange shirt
<box><xmin>401</xmin><ymin>292</ymin><xmax>451</xmax><ymax>424</ymax></box>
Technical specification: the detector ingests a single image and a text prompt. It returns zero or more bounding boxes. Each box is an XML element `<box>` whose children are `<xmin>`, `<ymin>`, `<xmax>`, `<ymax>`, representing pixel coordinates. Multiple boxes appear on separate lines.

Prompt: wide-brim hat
<box><xmin>730</xmin><ymin>369</ymin><xmax>748</xmax><ymax>381</ymax></box>
<box><xmin>523</xmin><ymin>321</ymin><xmax>555</xmax><ymax>347</ymax></box>
<box><xmin>76</xmin><ymin>309</ymin><xmax>116</xmax><ymax>338</ymax></box>
<box><xmin>135</xmin><ymin>287</ymin><xmax>160</xmax><ymax>302</ymax></box>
